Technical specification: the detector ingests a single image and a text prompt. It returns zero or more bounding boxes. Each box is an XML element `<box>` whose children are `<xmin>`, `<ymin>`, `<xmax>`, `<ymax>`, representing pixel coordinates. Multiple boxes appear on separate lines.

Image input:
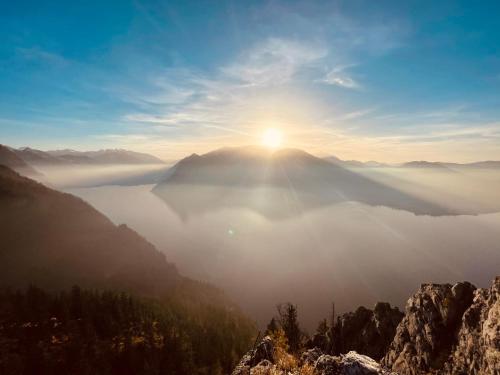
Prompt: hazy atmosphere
<box><xmin>58</xmin><ymin>165</ymin><xmax>500</xmax><ymax>330</ymax></box>
<box><xmin>1</xmin><ymin>1</ymin><xmax>499</xmax><ymax>374</ymax></box>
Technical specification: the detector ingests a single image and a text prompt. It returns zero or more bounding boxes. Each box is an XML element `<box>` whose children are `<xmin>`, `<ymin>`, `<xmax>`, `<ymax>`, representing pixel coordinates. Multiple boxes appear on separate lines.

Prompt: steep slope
<box><xmin>0</xmin><ymin>165</ymin><xmax>257</xmax><ymax>373</ymax></box>
<box><xmin>0</xmin><ymin>144</ymin><xmax>40</xmax><ymax>176</ymax></box>
<box><xmin>0</xmin><ymin>165</ymin><xmax>178</xmax><ymax>294</ymax></box>
<box><xmin>446</xmin><ymin>277</ymin><xmax>499</xmax><ymax>374</ymax></box>
<box><xmin>382</xmin><ymin>282</ymin><xmax>476</xmax><ymax>374</ymax></box>
<box><xmin>153</xmin><ymin>146</ymin><xmax>453</xmax><ymax>218</ymax></box>
<box><xmin>383</xmin><ymin>278</ymin><xmax>499</xmax><ymax>375</ymax></box>
<box><xmin>333</xmin><ymin>303</ymin><xmax>404</xmax><ymax>361</ymax></box>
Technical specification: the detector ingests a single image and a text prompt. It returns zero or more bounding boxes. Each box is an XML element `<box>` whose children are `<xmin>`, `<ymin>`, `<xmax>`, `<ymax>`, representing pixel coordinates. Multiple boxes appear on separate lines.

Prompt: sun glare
<box><xmin>262</xmin><ymin>128</ymin><xmax>283</xmax><ymax>149</ymax></box>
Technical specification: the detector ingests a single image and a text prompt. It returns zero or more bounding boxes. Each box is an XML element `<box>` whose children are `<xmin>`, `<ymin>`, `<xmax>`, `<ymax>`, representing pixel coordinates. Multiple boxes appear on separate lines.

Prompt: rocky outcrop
<box><xmin>233</xmin><ymin>337</ymin><xmax>396</xmax><ymax>375</ymax></box>
<box><xmin>232</xmin><ymin>336</ymin><xmax>275</xmax><ymax>375</ymax></box>
<box><xmin>335</xmin><ymin>303</ymin><xmax>403</xmax><ymax>360</ymax></box>
<box><xmin>382</xmin><ymin>281</ymin><xmax>477</xmax><ymax>374</ymax></box>
<box><xmin>445</xmin><ymin>276</ymin><xmax>500</xmax><ymax>374</ymax></box>
<box><xmin>301</xmin><ymin>347</ymin><xmax>324</xmax><ymax>365</ymax></box>
<box><xmin>315</xmin><ymin>352</ymin><xmax>397</xmax><ymax>375</ymax></box>
<box><xmin>233</xmin><ymin>278</ymin><xmax>499</xmax><ymax>375</ymax></box>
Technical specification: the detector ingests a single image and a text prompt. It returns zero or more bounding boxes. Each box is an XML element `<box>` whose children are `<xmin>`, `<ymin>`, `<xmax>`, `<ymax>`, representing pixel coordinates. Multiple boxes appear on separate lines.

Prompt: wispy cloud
<box><xmin>16</xmin><ymin>47</ymin><xmax>69</xmax><ymax>67</ymax></box>
<box><xmin>223</xmin><ymin>38</ymin><xmax>327</xmax><ymax>86</ymax></box>
<box><xmin>120</xmin><ymin>37</ymin><xmax>330</xmax><ymax>136</ymax></box>
<box><xmin>321</xmin><ymin>65</ymin><xmax>361</xmax><ymax>89</ymax></box>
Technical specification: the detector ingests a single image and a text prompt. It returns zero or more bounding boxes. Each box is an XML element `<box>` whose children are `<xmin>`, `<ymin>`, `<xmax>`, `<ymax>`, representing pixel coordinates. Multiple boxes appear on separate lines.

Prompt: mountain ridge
<box><xmin>14</xmin><ymin>147</ymin><xmax>165</xmax><ymax>166</ymax></box>
<box><xmin>0</xmin><ymin>144</ymin><xmax>41</xmax><ymax>177</ymax></box>
<box><xmin>153</xmin><ymin>146</ymin><xmax>457</xmax><ymax>218</ymax></box>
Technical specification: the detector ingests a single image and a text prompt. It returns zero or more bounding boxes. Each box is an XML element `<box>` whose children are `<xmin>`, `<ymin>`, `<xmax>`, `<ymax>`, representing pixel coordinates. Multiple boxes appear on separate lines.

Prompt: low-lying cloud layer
<box><xmin>62</xmin><ymin>166</ymin><xmax>500</xmax><ymax>331</ymax></box>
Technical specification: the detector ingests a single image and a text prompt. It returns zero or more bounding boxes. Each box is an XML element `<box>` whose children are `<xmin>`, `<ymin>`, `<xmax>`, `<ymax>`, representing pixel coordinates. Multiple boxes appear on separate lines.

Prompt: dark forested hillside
<box><xmin>0</xmin><ymin>166</ymin><xmax>257</xmax><ymax>374</ymax></box>
<box><xmin>0</xmin><ymin>165</ymin><xmax>179</xmax><ymax>294</ymax></box>
<box><xmin>0</xmin><ymin>286</ymin><xmax>255</xmax><ymax>375</ymax></box>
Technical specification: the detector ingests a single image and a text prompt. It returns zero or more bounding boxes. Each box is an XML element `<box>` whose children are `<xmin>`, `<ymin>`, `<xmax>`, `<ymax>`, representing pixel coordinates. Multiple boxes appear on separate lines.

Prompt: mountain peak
<box><xmin>153</xmin><ymin>146</ymin><xmax>453</xmax><ymax>218</ymax></box>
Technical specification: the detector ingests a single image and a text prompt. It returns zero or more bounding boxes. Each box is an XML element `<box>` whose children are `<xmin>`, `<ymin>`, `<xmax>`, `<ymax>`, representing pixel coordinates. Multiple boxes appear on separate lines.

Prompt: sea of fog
<box><xmin>58</xmin><ymin>166</ymin><xmax>500</xmax><ymax>331</ymax></box>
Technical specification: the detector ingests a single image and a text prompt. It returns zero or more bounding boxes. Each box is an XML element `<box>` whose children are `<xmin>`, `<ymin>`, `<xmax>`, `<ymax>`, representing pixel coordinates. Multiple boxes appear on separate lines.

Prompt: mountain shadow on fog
<box><xmin>153</xmin><ymin>146</ymin><xmax>459</xmax><ymax>219</ymax></box>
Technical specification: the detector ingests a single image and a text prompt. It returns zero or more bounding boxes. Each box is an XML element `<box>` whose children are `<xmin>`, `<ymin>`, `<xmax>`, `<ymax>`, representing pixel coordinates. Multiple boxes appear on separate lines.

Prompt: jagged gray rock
<box><xmin>314</xmin><ymin>354</ymin><xmax>342</xmax><ymax>374</ymax></box>
<box><xmin>335</xmin><ymin>302</ymin><xmax>403</xmax><ymax>360</ymax></box>
<box><xmin>301</xmin><ymin>347</ymin><xmax>324</xmax><ymax>365</ymax></box>
<box><xmin>382</xmin><ymin>281</ymin><xmax>477</xmax><ymax>374</ymax></box>
<box><xmin>231</xmin><ymin>336</ymin><xmax>275</xmax><ymax>375</ymax></box>
<box><xmin>233</xmin><ymin>337</ymin><xmax>397</xmax><ymax>375</ymax></box>
<box><xmin>315</xmin><ymin>352</ymin><xmax>396</xmax><ymax>375</ymax></box>
<box><xmin>445</xmin><ymin>277</ymin><xmax>500</xmax><ymax>374</ymax></box>
<box><xmin>233</xmin><ymin>278</ymin><xmax>499</xmax><ymax>375</ymax></box>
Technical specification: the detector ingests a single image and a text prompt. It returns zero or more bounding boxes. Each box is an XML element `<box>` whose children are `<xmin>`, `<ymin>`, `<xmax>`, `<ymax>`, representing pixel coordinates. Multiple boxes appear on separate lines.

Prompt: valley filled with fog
<box><xmin>54</xmin><ymin>164</ymin><xmax>500</xmax><ymax>330</ymax></box>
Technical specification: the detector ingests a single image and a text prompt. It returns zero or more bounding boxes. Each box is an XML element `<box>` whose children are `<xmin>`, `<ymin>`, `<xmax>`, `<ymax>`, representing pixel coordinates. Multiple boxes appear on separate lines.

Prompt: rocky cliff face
<box><xmin>445</xmin><ymin>277</ymin><xmax>499</xmax><ymax>374</ymax></box>
<box><xmin>334</xmin><ymin>303</ymin><xmax>403</xmax><ymax>360</ymax></box>
<box><xmin>382</xmin><ymin>281</ymin><xmax>476</xmax><ymax>374</ymax></box>
<box><xmin>383</xmin><ymin>278</ymin><xmax>499</xmax><ymax>375</ymax></box>
<box><xmin>232</xmin><ymin>277</ymin><xmax>499</xmax><ymax>375</ymax></box>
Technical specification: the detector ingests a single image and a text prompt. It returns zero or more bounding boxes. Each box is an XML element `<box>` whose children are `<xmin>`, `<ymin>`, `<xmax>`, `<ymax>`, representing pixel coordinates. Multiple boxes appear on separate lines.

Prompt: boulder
<box><xmin>301</xmin><ymin>347</ymin><xmax>324</xmax><ymax>365</ymax></box>
<box><xmin>314</xmin><ymin>354</ymin><xmax>342</xmax><ymax>375</ymax></box>
<box><xmin>314</xmin><ymin>351</ymin><xmax>396</xmax><ymax>375</ymax></box>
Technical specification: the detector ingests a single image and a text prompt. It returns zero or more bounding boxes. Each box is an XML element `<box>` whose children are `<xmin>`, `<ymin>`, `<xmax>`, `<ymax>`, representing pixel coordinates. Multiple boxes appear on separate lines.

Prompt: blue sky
<box><xmin>1</xmin><ymin>0</ymin><xmax>499</xmax><ymax>162</ymax></box>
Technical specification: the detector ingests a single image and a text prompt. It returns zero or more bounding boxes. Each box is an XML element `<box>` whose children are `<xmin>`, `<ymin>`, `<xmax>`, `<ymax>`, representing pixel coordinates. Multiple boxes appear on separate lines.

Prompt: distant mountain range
<box><xmin>324</xmin><ymin>155</ymin><xmax>390</xmax><ymax>168</ymax></box>
<box><xmin>325</xmin><ymin>155</ymin><xmax>500</xmax><ymax>169</ymax></box>
<box><xmin>0</xmin><ymin>144</ymin><xmax>41</xmax><ymax>176</ymax></box>
<box><xmin>13</xmin><ymin>146</ymin><xmax>165</xmax><ymax>166</ymax></box>
<box><xmin>153</xmin><ymin>146</ymin><xmax>455</xmax><ymax>218</ymax></box>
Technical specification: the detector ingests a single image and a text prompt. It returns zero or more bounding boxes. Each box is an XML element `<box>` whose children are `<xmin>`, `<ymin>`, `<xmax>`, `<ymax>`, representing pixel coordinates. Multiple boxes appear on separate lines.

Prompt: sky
<box><xmin>1</xmin><ymin>0</ymin><xmax>499</xmax><ymax>163</ymax></box>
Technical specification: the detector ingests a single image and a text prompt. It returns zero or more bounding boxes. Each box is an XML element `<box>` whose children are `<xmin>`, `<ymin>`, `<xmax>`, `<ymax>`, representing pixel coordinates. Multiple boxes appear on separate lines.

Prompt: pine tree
<box><xmin>277</xmin><ymin>303</ymin><xmax>301</xmax><ymax>354</ymax></box>
<box><xmin>265</xmin><ymin>317</ymin><xmax>279</xmax><ymax>335</ymax></box>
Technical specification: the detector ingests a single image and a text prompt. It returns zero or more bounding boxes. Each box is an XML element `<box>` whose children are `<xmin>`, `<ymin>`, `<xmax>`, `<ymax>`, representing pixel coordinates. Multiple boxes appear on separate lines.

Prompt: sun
<box><xmin>261</xmin><ymin>128</ymin><xmax>283</xmax><ymax>149</ymax></box>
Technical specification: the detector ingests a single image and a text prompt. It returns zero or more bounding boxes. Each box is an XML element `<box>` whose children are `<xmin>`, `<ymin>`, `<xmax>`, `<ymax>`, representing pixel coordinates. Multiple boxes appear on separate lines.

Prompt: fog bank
<box><xmin>67</xmin><ymin>183</ymin><xmax>500</xmax><ymax>331</ymax></box>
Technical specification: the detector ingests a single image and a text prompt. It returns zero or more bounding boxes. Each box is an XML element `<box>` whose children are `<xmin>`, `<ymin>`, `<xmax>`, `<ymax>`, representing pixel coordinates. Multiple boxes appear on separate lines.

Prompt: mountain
<box><xmin>461</xmin><ymin>160</ymin><xmax>500</xmax><ymax>168</ymax></box>
<box><xmin>325</xmin><ymin>156</ymin><xmax>500</xmax><ymax>170</ymax></box>
<box><xmin>0</xmin><ymin>144</ymin><xmax>40</xmax><ymax>177</ymax></box>
<box><xmin>402</xmin><ymin>160</ymin><xmax>500</xmax><ymax>169</ymax></box>
<box><xmin>14</xmin><ymin>147</ymin><xmax>64</xmax><ymax>165</ymax></box>
<box><xmin>401</xmin><ymin>160</ymin><xmax>455</xmax><ymax>170</ymax></box>
<box><xmin>0</xmin><ymin>164</ymin><xmax>236</xmax><ymax>305</ymax></box>
<box><xmin>47</xmin><ymin>149</ymin><xmax>166</xmax><ymax>164</ymax></box>
<box><xmin>324</xmin><ymin>155</ymin><xmax>389</xmax><ymax>168</ymax></box>
<box><xmin>14</xmin><ymin>147</ymin><xmax>165</xmax><ymax>165</ymax></box>
<box><xmin>0</xmin><ymin>165</ymin><xmax>257</xmax><ymax>373</ymax></box>
<box><xmin>0</xmin><ymin>164</ymin><xmax>179</xmax><ymax>293</ymax></box>
<box><xmin>232</xmin><ymin>277</ymin><xmax>499</xmax><ymax>375</ymax></box>
<box><xmin>153</xmin><ymin>146</ymin><xmax>454</xmax><ymax>218</ymax></box>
